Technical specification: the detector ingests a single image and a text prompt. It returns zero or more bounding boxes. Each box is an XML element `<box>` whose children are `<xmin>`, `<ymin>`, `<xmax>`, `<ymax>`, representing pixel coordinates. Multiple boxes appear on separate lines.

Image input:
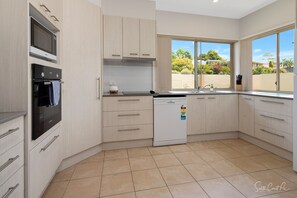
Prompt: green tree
<box><xmin>172</xmin><ymin>52</ymin><xmax>177</xmax><ymax>60</ymax></box>
<box><xmin>175</xmin><ymin>48</ymin><xmax>192</xmax><ymax>59</ymax></box>
<box><xmin>282</xmin><ymin>58</ymin><xmax>294</xmax><ymax>68</ymax></box>
<box><xmin>262</xmin><ymin>52</ymin><xmax>275</xmax><ymax>63</ymax></box>
<box><xmin>269</xmin><ymin>61</ymin><xmax>274</xmax><ymax>68</ymax></box>
<box><xmin>172</xmin><ymin>57</ymin><xmax>194</xmax><ymax>73</ymax></box>
<box><xmin>206</xmin><ymin>50</ymin><xmax>222</xmax><ymax>60</ymax></box>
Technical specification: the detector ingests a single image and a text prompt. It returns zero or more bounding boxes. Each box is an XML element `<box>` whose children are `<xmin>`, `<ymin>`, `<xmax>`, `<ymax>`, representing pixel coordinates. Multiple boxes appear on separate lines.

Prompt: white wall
<box><xmin>101</xmin><ymin>0</ymin><xmax>155</xmax><ymax>19</ymax></box>
<box><xmin>240</xmin><ymin>0</ymin><xmax>295</xmax><ymax>39</ymax></box>
<box><xmin>156</xmin><ymin>11</ymin><xmax>240</xmax><ymax>40</ymax></box>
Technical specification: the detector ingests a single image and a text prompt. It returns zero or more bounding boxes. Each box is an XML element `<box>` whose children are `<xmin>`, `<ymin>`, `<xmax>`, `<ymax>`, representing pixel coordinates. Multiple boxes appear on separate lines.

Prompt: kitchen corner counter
<box><xmin>239</xmin><ymin>91</ymin><xmax>293</xmax><ymax>100</ymax></box>
<box><xmin>0</xmin><ymin>112</ymin><xmax>27</xmax><ymax>124</ymax></box>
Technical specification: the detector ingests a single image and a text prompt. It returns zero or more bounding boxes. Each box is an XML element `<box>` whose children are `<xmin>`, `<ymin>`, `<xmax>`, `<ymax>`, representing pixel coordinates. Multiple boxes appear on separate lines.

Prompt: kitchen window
<box><xmin>172</xmin><ymin>39</ymin><xmax>232</xmax><ymax>89</ymax></box>
<box><xmin>252</xmin><ymin>28</ymin><xmax>295</xmax><ymax>92</ymax></box>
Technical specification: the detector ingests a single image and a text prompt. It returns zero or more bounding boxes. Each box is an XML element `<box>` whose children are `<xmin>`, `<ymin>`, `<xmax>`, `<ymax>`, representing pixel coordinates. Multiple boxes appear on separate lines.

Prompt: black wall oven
<box><xmin>32</xmin><ymin>64</ymin><xmax>62</xmax><ymax>140</ymax></box>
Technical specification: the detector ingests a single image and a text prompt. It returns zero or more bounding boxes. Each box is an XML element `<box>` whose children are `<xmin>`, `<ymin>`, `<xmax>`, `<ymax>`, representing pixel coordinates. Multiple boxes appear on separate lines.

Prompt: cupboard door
<box><xmin>239</xmin><ymin>95</ymin><xmax>255</xmax><ymax>136</ymax></box>
<box><xmin>187</xmin><ymin>96</ymin><xmax>206</xmax><ymax>135</ymax></box>
<box><xmin>42</xmin><ymin>0</ymin><xmax>62</xmax><ymax>23</ymax></box>
<box><xmin>104</xmin><ymin>15</ymin><xmax>123</xmax><ymax>59</ymax></box>
<box><xmin>140</xmin><ymin>19</ymin><xmax>156</xmax><ymax>59</ymax></box>
<box><xmin>123</xmin><ymin>17</ymin><xmax>140</xmax><ymax>58</ymax></box>
<box><xmin>205</xmin><ymin>95</ymin><xmax>219</xmax><ymax>133</ymax></box>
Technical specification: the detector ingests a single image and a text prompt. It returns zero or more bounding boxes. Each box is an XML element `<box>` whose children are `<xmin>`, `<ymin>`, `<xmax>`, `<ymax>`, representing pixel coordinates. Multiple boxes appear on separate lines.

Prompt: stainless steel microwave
<box><xmin>30</xmin><ymin>17</ymin><xmax>57</xmax><ymax>61</ymax></box>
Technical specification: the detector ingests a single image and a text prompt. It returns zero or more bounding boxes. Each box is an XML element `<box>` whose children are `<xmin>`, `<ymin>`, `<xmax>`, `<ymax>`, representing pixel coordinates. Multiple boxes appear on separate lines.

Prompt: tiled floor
<box><xmin>42</xmin><ymin>139</ymin><xmax>297</xmax><ymax>198</ymax></box>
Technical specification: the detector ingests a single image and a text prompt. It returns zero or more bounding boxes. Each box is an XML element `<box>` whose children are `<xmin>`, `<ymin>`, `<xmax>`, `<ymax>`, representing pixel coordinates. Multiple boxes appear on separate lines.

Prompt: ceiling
<box><xmin>154</xmin><ymin>0</ymin><xmax>277</xmax><ymax>19</ymax></box>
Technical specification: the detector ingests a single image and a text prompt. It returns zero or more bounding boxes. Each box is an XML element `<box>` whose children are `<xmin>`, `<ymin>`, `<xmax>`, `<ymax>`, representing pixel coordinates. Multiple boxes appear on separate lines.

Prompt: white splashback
<box><xmin>103</xmin><ymin>61</ymin><xmax>153</xmax><ymax>92</ymax></box>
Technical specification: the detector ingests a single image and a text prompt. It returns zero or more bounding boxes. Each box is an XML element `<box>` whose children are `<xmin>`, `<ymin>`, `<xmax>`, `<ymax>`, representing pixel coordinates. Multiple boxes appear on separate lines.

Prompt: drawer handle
<box><xmin>0</xmin><ymin>127</ymin><xmax>20</xmax><ymax>140</ymax></box>
<box><xmin>112</xmin><ymin>54</ymin><xmax>121</xmax><ymax>57</ymax></box>
<box><xmin>40</xmin><ymin>4</ymin><xmax>51</xmax><ymax>12</ymax></box>
<box><xmin>208</xmin><ymin>97</ymin><xmax>216</xmax><ymax>99</ymax></box>
<box><xmin>244</xmin><ymin>98</ymin><xmax>252</xmax><ymax>101</ymax></box>
<box><xmin>142</xmin><ymin>54</ymin><xmax>150</xmax><ymax>56</ymax></box>
<box><xmin>118</xmin><ymin>114</ymin><xmax>140</xmax><ymax>117</ymax></box>
<box><xmin>118</xmin><ymin>99</ymin><xmax>140</xmax><ymax>102</ymax></box>
<box><xmin>129</xmin><ymin>53</ymin><xmax>138</xmax><ymax>56</ymax></box>
<box><xmin>260</xmin><ymin>114</ymin><xmax>285</xmax><ymax>122</ymax></box>
<box><xmin>260</xmin><ymin>100</ymin><xmax>284</xmax><ymax>105</ymax></box>
<box><xmin>118</xmin><ymin>128</ymin><xmax>140</xmax><ymax>132</ymax></box>
<box><xmin>50</xmin><ymin>15</ymin><xmax>59</xmax><ymax>22</ymax></box>
<box><xmin>260</xmin><ymin>129</ymin><xmax>285</xmax><ymax>138</ymax></box>
<box><xmin>0</xmin><ymin>155</ymin><xmax>19</xmax><ymax>173</ymax></box>
<box><xmin>2</xmin><ymin>183</ymin><xmax>19</xmax><ymax>198</ymax></box>
<box><xmin>197</xmin><ymin>97</ymin><xmax>205</xmax><ymax>100</ymax></box>
<box><xmin>40</xmin><ymin>135</ymin><xmax>59</xmax><ymax>152</ymax></box>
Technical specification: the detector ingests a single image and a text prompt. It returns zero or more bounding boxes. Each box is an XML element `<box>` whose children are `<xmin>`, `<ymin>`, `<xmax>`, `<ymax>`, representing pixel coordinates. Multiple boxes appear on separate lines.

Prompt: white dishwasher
<box><xmin>153</xmin><ymin>96</ymin><xmax>187</xmax><ymax>146</ymax></box>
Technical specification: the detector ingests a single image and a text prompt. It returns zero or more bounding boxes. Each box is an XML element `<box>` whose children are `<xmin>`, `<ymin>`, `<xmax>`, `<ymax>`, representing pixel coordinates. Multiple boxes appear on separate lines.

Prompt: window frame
<box><xmin>171</xmin><ymin>36</ymin><xmax>236</xmax><ymax>90</ymax></box>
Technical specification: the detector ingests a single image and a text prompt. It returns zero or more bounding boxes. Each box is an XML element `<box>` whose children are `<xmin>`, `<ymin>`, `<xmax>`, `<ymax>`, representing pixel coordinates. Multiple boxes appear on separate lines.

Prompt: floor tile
<box><xmin>229</xmin><ymin>156</ymin><xmax>268</xmax><ymax>173</ymax></box>
<box><xmin>153</xmin><ymin>154</ymin><xmax>181</xmax><ymax>168</ymax></box>
<box><xmin>79</xmin><ymin>152</ymin><xmax>104</xmax><ymax>164</ymax></box>
<box><xmin>100</xmin><ymin>172</ymin><xmax>134</xmax><ymax>197</ymax></box>
<box><xmin>132</xmin><ymin>169</ymin><xmax>166</xmax><ymax>191</ymax></box>
<box><xmin>102</xmin><ymin>192</ymin><xmax>136</xmax><ymax>198</ymax></box>
<box><xmin>103</xmin><ymin>159</ymin><xmax>130</xmax><ymax>175</ymax></box>
<box><xmin>71</xmin><ymin>162</ymin><xmax>103</xmax><ymax>180</ymax></box>
<box><xmin>168</xmin><ymin>182</ymin><xmax>209</xmax><ymax>198</ymax></box>
<box><xmin>260</xmin><ymin>190</ymin><xmax>297</xmax><ymax>198</ymax></box>
<box><xmin>249</xmin><ymin>170</ymin><xmax>297</xmax><ymax>193</ymax></box>
<box><xmin>220</xmin><ymin>139</ymin><xmax>251</xmax><ymax>147</ymax></box>
<box><xmin>168</xmin><ymin>144</ymin><xmax>191</xmax><ymax>153</ymax></box>
<box><xmin>184</xmin><ymin>163</ymin><xmax>221</xmax><ymax>181</ymax></box>
<box><xmin>52</xmin><ymin>166</ymin><xmax>75</xmax><ymax>182</ymax></box>
<box><xmin>135</xmin><ymin>187</ymin><xmax>172</xmax><ymax>198</ymax></box>
<box><xmin>195</xmin><ymin>149</ymin><xmax>224</xmax><ymax>162</ymax></box>
<box><xmin>209</xmin><ymin>159</ymin><xmax>245</xmax><ymax>176</ymax></box>
<box><xmin>129</xmin><ymin>156</ymin><xmax>156</xmax><ymax>171</ymax></box>
<box><xmin>226</xmin><ymin>173</ymin><xmax>273</xmax><ymax>198</ymax></box>
<box><xmin>199</xmin><ymin>178</ymin><xmax>245</xmax><ymax>198</ymax></box>
<box><xmin>213</xmin><ymin>147</ymin><xmax>242</xmax><ymax>159</ymax></box>
<box><xmin>250</xmin><ymin>154</ymin><xmax>292</xmax><ymax>169</ymax></box>
<box><xmin>63</xmin><ymin>177</ymin><xmax>100</xmax><ymax>198</ymax></box>
<box><xmin>204</xmin><ymin>140</ymin><xmax>228</xmax><ymax>149</ymax></box>
<box><xmin>174</xmin><ymin>152</ymin><xmax>206</xmax><ymax>165</ymax></box>
<box><xmin>105</xmin><ymin>149</ymin><xmax>128</xmax><ymax>160</ymax></box>
<box><xmin>127</xmin><ymin>147</ymin><xmax>150</xmax><ymax>158</ymax></box>
<box><xmin>231</xmin><ymin>145</ymin><xmax>268</xmax><ymax>156</ymax></box>
<box><xmin>187</xmin><ymin>142</ymin><xmax>209</xmax><ymax>151</ymax></box>
<box><xmin>148</xmin><ymin>146</ymin><xmax>172</xmax><ymax>155</ymax></box>
<box><xmin>159</xmin><ymin>165</ymin><xmax>194</xmax><ymax>185</ymax></box>
<box><xmin>42</xmin><ymin>181</ymin><xmax>68</xmax><ymax>198</ymax></box>
<box><xmin>273</xmin><ymin>167</ymin><xmax>297</xmax><ymax>184</ymax></box>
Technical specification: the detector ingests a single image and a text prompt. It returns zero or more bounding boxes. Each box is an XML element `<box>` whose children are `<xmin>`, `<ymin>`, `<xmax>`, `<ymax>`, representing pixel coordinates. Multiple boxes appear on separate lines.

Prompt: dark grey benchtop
<box><xmin>103</xmin><ymin>90</ymin><xmax>293</xmax><ymax>100</ymax></box>
<box><xmin>0</xmin><ymin>112</ymin><xmax>27</xmax><ymax>124</ymax></box>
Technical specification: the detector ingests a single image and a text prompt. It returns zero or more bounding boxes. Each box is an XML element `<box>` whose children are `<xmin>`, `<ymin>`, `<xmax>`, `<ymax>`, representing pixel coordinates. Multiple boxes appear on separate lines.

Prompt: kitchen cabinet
<box><xmin>239</xmin><ymin>95</ymin><xmax>255</xmax><ymax>136</ymax></box>
<box><xmin>63</xmin><ymin>0</ymin><xmax>102</xmax><ymax>157</ymax></box>
<box><xmin>104</xmin><ymin>15</ymin><xmax>123</xmax><ymax>59</ymax></box>
<box><xmin>140</xmin><ymin>19</ymin><xmax>156</xmax><ymax>59</ymax></box>
<box><xmin>205</xmin><ymin>95</ymin><xmax>219</xmax><ymax>133</ymax></box>
<box><xmin>123</xmin><ymin>17</ymin><xmax>140</xmax><ymax>58</ymax></box>
<box><xmin>187</xmin><ymin>96</ymin><xmax>206</xmax><ymax>135</ymax></box>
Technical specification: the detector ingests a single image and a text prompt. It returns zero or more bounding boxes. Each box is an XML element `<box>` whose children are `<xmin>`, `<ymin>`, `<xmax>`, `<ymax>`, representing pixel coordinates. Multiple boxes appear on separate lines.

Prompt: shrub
<box><xmin>180</xmin><ymin>68</ymin><xmax>192</xmax><ymax>74</ymax></box>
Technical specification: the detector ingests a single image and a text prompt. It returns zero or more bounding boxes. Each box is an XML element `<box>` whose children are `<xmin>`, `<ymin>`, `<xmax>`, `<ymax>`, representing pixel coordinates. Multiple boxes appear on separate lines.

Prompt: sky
<box><xmin>252</xmin><ymin>29</ymin><xmax>295</xmax><ymax>63</ymax></box>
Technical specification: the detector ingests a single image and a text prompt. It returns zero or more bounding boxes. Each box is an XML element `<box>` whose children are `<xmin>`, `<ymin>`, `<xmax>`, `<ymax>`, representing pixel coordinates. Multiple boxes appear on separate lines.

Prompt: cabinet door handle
<box><xmin>118</xmin><ymin>99</ymin><xmax>140</xmax><ymax>102</ymax></box>
<box><xmin>197</xmin><ymin>97</ymin><xmax>205</xmax><ymax>100</ymax></box>
<box><xmin>2</xmin><ymin>183</ymin><xmax>19</xmax><ymax>198</ymax></box>
<box><xmin>244</xmin><ymin>97</ymin><xmax>252</xmax><ymax>101</ymax></box>
<box><xmin>118</xmin><ymin>113</ymin><xmax>140</xmax><ymax>117</ymax></box>
<box><xmin>260</xmin><ymin>100</ymin><xmax>284</xmax><ymax>105</ymax></box>
<box><xmin>112</xmin><ymin>54</ymin><xmax>121</xmax><ymax>57</ymax></box>
<box><xmin>96</xmin><ymin>77</ymin><xmax>100</xmax><ymax>100</ymax></box>
<box><xmin>118</xmin><ymin>128</ymin><xmax>140</xmax><ymax>132</ymax></box>
<box><xmin>260</xmin><ymin>129</ymin><xmax>285</xmax><ymax>138</ymax></box>
<box><xmin>260</xmin><ymin>114</ymin><xmax>285</xmax><ymax>122</ymax></box>
<box><xmin>142</xmin><ymin>54</ymin><xmax>150</xmax><ymax>56</ymax></box>
<box><xmin>0</xmin><ymin>155</ymin><xmax>19</xmax><ymax>173</ymax></box>
<box><xmin>50</xmin><ymin>15</ymin><xmax>59</xmax><ymax>22</ymax></box>
<box><xmin>208</xmin><ymin>97</ymin><xmax>216</xmax><ymax>99</ymax></box>
<box><xmin>129</xmin><ymin>53</ymin><xmax>138</xmax><ymax>56</ymax></box>
<box><xmin>40</xmin><ymin>135</ymin><xmax>59</xmax><ymax>152</ymax></box>
<box><xmin>40</xmin><ymin>4</ymin><xmax>51</xmax><ymax>12</ymax></box>
<box><xmin>0</xmin><ymin>127</ymin><xmax>20</xmax><ymax>140</ymax></box>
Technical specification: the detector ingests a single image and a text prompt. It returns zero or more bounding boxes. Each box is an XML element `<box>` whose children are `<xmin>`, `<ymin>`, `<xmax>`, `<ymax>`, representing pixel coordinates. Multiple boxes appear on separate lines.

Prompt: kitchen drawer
<box><xmin>103</xmin><ymin>124</ymin><xmax>153</xmax><ymax>142</ymax></box>
<box><xmin>255</xmin><ymin>97</ymin><xmax>292</xmax><ymax>116</ymax></box>
<box><xmin>103</xmin><ymin>110</ymin><xmax>153</xmax><ymax>127</ymax></box>
<box><xmin>255</xmin><ymin>110</ymin><xmax>292</xmax><ymax>134</ymax></box>
<box><xmin>255</xmin><ymin>124</ymin><xmax>293</xmax><ymax>152</ymax></box>
<box><xmin>0</xmin><ymin>142</ymin><xmax>24</xmax><ymax>186</ymax></box>
<box><xmin>0</xmin><ymin>117</ymin><xmax>24</xmax><ymax>156</ymax></box>
<box><xmin>29</xmin><ymin>126</ymin><xmax>62</xmax><ymax>198</ymax></box>
<box><xmin>0</xmin><ymin>167</ymin><xmax>24</xmax><ymax>198</ymax></box>
<box><xmin>103</xmin><ymin>96</ymin><xmax>153</xmax><ymax>112</ymax></box>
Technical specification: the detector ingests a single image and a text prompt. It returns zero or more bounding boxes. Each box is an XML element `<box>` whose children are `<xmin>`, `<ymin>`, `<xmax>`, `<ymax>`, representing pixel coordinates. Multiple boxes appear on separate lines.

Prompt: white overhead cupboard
<box><xmin>103</xmin><ymin>15</ymin><xmax>156</xmax><ymax>59</ymax></box>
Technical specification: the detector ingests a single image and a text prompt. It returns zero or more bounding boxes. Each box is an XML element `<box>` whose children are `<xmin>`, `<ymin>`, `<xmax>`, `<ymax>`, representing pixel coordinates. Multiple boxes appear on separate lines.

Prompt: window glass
<box><xmin>171</xmin><ymin>40</ymin><xmax>195</xmax><ymax>89</ymax></box>
<box><xmin>198</xmin><ymin>42</ymin><xmax>231</xmax><ymax>88</ymax></box>
<box><xmin>252</xmin><ymin>34</ymin><xmax>277</xmax><ymax>91</ymax></box>
<box><xmin>280</xmin><ymin>29</ymin><xmax>294</xmax><ymax>92</ymax></box>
